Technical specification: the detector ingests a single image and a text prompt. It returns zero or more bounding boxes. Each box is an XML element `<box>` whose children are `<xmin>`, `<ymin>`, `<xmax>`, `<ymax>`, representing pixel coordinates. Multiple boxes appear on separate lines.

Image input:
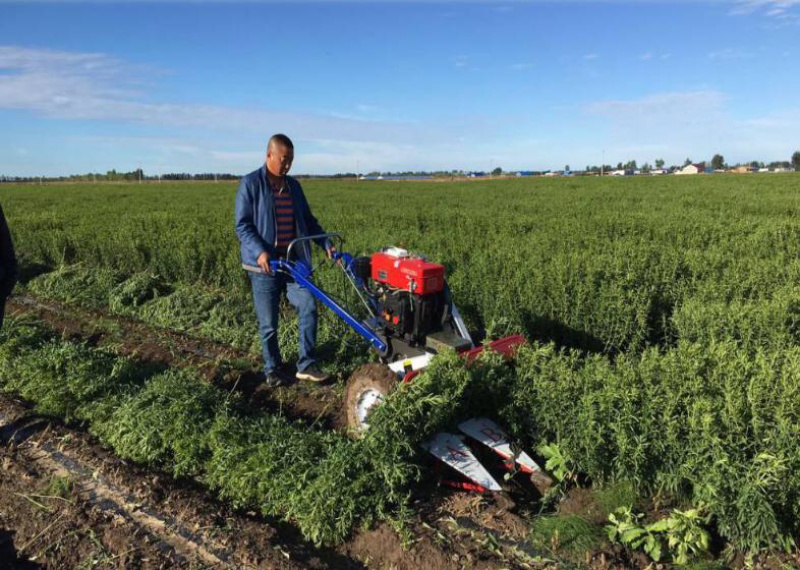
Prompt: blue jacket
<box><xmin>235</xmin><ymin>165</ymin><xmax>329</xmax><ymax>268</ymax></box>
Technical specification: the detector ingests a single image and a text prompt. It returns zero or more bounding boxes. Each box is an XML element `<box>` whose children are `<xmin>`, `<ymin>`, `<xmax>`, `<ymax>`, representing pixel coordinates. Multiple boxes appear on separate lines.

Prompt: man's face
<box><xmin>267</xmin><ymin>143</ymin><xmax>294</xmax><ymax>177</ymax></box>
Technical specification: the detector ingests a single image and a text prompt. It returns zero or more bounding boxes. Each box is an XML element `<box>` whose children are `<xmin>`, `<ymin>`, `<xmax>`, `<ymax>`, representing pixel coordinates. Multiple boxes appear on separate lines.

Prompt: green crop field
<box><xmin>2</xmin><ymin>173</ymin><xmax>800</xmax><ymax>562</ymax></box>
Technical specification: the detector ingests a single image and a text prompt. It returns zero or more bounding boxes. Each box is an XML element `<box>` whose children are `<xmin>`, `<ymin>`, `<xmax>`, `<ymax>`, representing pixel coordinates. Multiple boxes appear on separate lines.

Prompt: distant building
<box><xmin>651</xmin><ymin>169</ymin><xmax>667</xmax><ymax>175</ymax></box>
<box><xmin>676</xmin><ymin>163</ymin><xmax>705</xmax><ymax>175</ymax></box>
<box><xmin>731</xmin><ymin>165</ymin><xmax>752</xmax><ymax>174</ymax></box>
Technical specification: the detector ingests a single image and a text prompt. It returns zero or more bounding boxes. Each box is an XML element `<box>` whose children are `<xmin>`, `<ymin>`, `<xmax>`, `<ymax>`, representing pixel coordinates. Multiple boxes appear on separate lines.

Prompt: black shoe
<box><xmin>296</xmin><ymin>366</ymin><xmax>329</xmax><ymax>383</ymax></box>
<box><xmin>263</xmin><ymin>372</ymin><xmax>285</xmax><ymax>388</ymax></box>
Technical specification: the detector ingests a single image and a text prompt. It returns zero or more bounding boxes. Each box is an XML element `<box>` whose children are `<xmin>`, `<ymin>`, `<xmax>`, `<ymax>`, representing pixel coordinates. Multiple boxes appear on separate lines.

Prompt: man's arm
<box><xmin>234</xmin><ymin>179</ymin><xmax>272</xmax><ymax>261</ymax></box>
<box><xmin>0</xmin><ymin>203</ymin><xmax>18</xmax><ymax>297</ymax></box>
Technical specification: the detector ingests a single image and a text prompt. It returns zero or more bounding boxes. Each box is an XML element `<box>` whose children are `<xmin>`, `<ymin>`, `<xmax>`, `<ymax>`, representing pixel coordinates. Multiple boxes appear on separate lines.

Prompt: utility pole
<box><xmin>601</xmin><ymin>149</ymin><xmax>605</xmax><ymax>176</ymax></box>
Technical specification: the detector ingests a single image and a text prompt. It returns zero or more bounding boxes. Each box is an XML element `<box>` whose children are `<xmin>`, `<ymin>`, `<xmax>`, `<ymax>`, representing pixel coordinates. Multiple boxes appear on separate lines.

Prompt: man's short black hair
<box><xmin>269</xmin><ymin>133</ymin><xmax>294</xmax><ymax>150</ymax></box>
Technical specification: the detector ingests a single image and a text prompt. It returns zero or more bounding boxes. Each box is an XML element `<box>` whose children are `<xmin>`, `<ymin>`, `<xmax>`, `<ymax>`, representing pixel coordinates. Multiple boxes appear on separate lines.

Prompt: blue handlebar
<box><xmin>270</xmin><ymin>258</ymin><xmax>388</xmax><ymax>354</ymax></box>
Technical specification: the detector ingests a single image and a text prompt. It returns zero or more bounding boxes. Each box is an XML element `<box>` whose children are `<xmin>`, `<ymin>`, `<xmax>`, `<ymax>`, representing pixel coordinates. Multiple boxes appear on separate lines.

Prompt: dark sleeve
<box><xmin>0</xmin><ymin>203</ymin><xmax>18</xmax><ymax>295</ymax></box>
<box><xmin>295</xmin><ymin>180</ymin><xmax>329</xmax><ymax>249</ymax></box>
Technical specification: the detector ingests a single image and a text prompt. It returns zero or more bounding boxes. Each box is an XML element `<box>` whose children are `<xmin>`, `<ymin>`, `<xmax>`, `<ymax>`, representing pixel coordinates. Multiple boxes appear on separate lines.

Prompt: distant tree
<box><xmin>792</xmin><ymin>151</ymin><xmax>800</xmax><ymax>171</ymax></box>
<box><xmin>751</xmin><ymin>161</ymin><xmax>760</xmax><ymax>170</ymax></box>
<box><xmin>641</xmin><ymin>162</ymin><xmax>652</xmax><ymax>172</ymax></box>
<box><xmin>624</xmin><ymin>160</ymin><xmax>638</xmax><ymax>171</ymax></box>
<box><xmin>683</xmin><ymin>158</ymin><xmax>692</xmax><ymax>167</ymax></box>
<box><xmin>564</xmin><ymin>165</ymin><xmax>570</xmax><ymax>172</ymax></box>
<box><xmin>616</xmin><ymin>162</ymin><xmax>623</xmax><ymax>170</ymax></box>
<box><xmin>655</xmin><ymin>158</ymin><xmax>665</xmax><ymax>169</ymax></box>
<box><xmin>491</xmin><ymin>167</ymin><xmax>502</xmax><ymax>176</ymax></box>
<box><xmin>711</xmin><ymin>154</ymin><xmax>725</xmax><ymax>170</ymax></box>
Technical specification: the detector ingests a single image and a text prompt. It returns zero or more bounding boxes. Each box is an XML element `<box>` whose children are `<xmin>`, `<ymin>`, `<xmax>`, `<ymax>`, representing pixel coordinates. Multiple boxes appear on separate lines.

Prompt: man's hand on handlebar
<box><xmin>257</xmin><ymin>251</ymin><xmax>271</xmax><ymax>274</ymax></box>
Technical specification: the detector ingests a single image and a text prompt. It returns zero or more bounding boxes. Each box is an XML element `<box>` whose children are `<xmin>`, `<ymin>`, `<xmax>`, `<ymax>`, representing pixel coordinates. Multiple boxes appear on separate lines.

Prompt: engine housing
<box><xmin>371</xmin><ymin>249</ymin><xmax>445</xmax><ymax>295</ymax></box>
<box><xmin>369</xmin><ymin>248</ymin><xmax>448</xmax><ymax>343</ymax></box>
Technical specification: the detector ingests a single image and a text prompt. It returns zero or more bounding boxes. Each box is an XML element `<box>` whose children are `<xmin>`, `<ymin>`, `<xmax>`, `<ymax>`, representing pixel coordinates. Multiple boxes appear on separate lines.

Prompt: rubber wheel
<box><xmin>345</xmin><ymin>363</ymin><xmax>399</xmax><ymax>437</ymax></box>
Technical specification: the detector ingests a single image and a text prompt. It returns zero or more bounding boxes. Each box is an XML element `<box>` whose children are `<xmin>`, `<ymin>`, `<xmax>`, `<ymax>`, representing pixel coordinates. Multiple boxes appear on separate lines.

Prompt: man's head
<box><xmin>266</xmin><ymin>134</ymin><xmax>294</xmax><ymax>177</ymax></box>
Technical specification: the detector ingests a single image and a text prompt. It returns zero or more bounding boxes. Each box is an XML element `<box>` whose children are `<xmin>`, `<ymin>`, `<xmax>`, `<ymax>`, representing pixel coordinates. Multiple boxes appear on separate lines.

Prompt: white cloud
<box><xmin>0</xmin><ymin>45</ymin><xmax>500</xmax><ymax>173</ymax></box>
<box><xmin>731</xmin><ymin>0</ymin><xmax>800</xmax><ymax>18</ymax></box>
<box><xmin>639</xmin><ymin>52</ymin><xmax>653</xmax><ymax>61</ymax></box>
<box><xmin>586</xmin><ymin>90</ymin><xmax>726</xmax><ymax>122</ymax></box>
<box><xmin>583</xmin><ymin>89</ymin><xmax>800</xmax><ymax>165</ymax></box>
<box><xmin>0</xmin><ymin>45</ymin><xmax>455</xmax><ymax>145</ymax></box>
<box><xmin>707</xmin><ymin>48</ymin><xmax>753</xmax><ymax>60</ymax></box>
<box><xmin>583</xmin><ymin>53</ymin><xmax>599</xmax><ymax>61</ymax></box>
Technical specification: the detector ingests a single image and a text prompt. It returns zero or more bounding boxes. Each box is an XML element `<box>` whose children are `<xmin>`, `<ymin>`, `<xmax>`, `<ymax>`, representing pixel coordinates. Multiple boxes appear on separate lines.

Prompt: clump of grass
<box><xmin>530</xmin><ymin>514</ymin><xmax>606</xmax><ymax>555</ymax></box>
<box><xmin>594</xmin><ymin>481</ymin><xmax>640</xmax><ymax>519</ymax></box>
<box><xmin>0</xmin><ymin>322</ymin><xmax>140</xmax><ymax>422</ymax></box>
<box><xmin>92</xmin><ymin>369</ymin><xmax>227</xmax><ymax>478</ymax></box>
<box><xmin>44</xmin><ymin>475</ymin><xmax>74</xmax><ymax>500</ymax></box>
<box><xmin>109</xmin><ymin>272</ymin><xmax>171</xmax><ymax>315</ymax></box>
<box><xmin>27</xmin><ymin>264</ymin><xmax>123</xmax><ymax>310</ymax></box>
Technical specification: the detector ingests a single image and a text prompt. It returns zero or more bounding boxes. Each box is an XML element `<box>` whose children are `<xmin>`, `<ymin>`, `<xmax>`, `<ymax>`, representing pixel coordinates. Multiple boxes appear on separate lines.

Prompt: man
<box><xmin>0</xmin><ymin>202</ymin><xmax>18</xmax><ymax>330</ymax></box>
<box><xmin>235</xmin><ymin>134</ymin><xmax>334</xmax><ymax>387</ymax></box>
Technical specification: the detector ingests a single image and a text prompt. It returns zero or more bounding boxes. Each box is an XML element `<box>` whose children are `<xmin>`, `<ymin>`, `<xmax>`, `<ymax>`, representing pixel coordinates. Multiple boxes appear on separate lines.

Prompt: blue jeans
<box><xmin>248</xmin><ymin>271</ymin><xmax>318</xmax><ymax>374</ymax></box>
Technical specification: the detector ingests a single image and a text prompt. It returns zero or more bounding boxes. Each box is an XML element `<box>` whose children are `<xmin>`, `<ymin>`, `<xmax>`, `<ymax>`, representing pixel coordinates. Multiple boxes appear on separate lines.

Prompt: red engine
<box><xmin>371</xmin><ymin>249</ymin><xmax>445</xmax><ymax>295</ymax></box>
<box><xmin>357</xmin><ymin>248</ymin><xmax>448</xmax><ymax>344</ymax></box>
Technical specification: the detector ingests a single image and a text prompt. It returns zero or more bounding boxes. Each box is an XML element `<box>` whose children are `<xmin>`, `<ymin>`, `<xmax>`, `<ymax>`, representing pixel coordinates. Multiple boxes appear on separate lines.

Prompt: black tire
<box><xmin>345</xmin><ymin>363</ymin><xmax>399</xmax><ymax>437</ymax></box>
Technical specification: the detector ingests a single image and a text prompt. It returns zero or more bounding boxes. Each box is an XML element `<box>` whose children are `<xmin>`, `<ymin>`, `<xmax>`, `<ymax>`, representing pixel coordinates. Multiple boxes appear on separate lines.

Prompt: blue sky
<box><xmin>0</xmin><ymin>0</ymin><xmax>798</xmax><ymax>175</ymax></box>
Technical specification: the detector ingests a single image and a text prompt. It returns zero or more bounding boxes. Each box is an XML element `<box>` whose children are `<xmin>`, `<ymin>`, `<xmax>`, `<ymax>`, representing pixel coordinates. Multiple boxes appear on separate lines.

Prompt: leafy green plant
<box><xmin>606</xmin><ymin>506</ymin><xmax>664</xmax><ymax>562</ymax></box>
<box><xmin>658</xmin><ymin>507</ymin><xmax>712</xmax><ymax>565</ymax></box>
<box><xmin>538</xmin><ymin>442</ymin><xmax>575</xmax><ymax>484</ymax></box>
<box><xmin>607</xmin><ymin>506</ymin><xmax>711</xmax><ymax>565</ymax></box>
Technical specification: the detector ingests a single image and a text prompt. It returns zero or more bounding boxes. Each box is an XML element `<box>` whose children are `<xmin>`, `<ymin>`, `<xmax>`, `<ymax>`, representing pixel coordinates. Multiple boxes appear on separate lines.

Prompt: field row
<box><xmin>2</xmin><ymin>307</ymin><xmax>799</xmax><ymax>557</ymax></box>
<box><xmin>5</xmin><ymin>175</ymin><xmax>800</xmax><ymax>353</ymax></box>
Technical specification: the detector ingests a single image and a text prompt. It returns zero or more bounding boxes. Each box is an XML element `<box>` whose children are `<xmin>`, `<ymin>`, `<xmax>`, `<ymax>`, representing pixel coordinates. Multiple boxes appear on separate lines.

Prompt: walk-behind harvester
<box><xmin>268</xmin><ymin>233</ymin><xmax>553</xmax><ymax>495</ymax></box>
